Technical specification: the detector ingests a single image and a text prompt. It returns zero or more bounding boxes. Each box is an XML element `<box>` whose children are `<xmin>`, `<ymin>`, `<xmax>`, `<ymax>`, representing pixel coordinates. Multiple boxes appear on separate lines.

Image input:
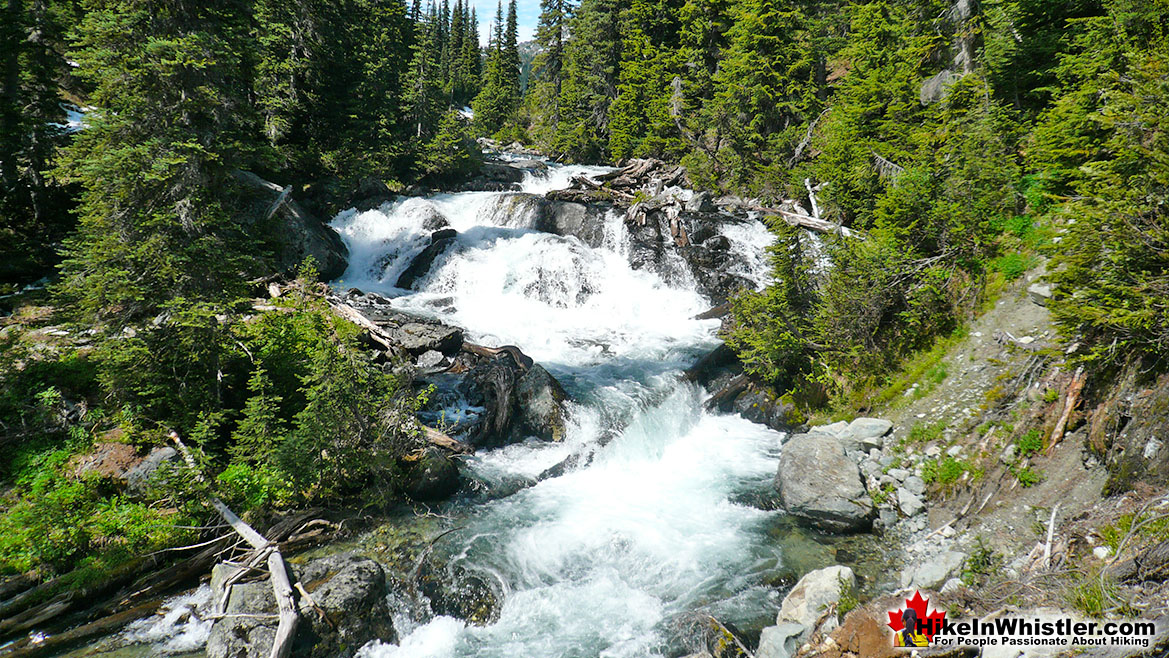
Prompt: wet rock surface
<box><xmin>206</xmin><ymin>554</ymin><xmax>395</xmax><ymax>658</ymax></box>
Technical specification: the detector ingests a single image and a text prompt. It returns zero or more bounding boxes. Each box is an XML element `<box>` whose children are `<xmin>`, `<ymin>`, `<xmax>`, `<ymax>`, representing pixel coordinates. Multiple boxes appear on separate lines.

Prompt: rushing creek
<box><xmin>65</xmin><ymin>160</ymin><xmax>887</xmax><ymax>658</ymax></box>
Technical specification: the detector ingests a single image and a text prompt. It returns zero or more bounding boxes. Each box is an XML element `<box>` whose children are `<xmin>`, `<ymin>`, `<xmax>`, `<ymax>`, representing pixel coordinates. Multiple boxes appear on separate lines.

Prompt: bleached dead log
<box><xmin>326</xmin><ymin>298</ymin><xmax>397</xmax><ymax>353</ymax></box>
<box><xmin>423</xmin><ymin>426</ymin><xmax>475</xmax><ymax>454</ymax></box>
<box><xmin>748</xmin><ymin>205</ymin><xmax>860</xmax><ymax>238</ymax></box>
<box><xmin>1047</xmin><ymin>366</ymin><xmax>1086</xmax><ymax>454</ymax></box>
<box><xmin>168</xmin><ymin>432</ymin><xmax>298</xmax><ymax>658</ymax></box>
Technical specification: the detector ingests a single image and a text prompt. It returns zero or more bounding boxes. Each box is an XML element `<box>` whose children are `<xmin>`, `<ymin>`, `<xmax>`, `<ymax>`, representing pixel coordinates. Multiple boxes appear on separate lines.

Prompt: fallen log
<box><xmin>746</xmin><ymin>205</ymin><xmax>860</xmax><ymax>238</ymax></box>
<box><xmin>423</xmin><ymin>426</ymin><xmax>475</xmax><ymax>454</ymax></box>
<box><xmin>461</xmin><ymin>342</ymin><xmax>534</xmax><ymax>370</ymax></box>
<box><xmin>169</xmin><ymin>432</ymin><xmax>299</xmax><ymax>658</ymax></box>
<box><xmin>1047</xmin><ymin>366</ymin><xmax>1086</xmax><ymax>454</ymax></box>
<box><xmin>326</xmin><ymin>298</ymin><xmax>398</xmax><ymax>353</ymax></box>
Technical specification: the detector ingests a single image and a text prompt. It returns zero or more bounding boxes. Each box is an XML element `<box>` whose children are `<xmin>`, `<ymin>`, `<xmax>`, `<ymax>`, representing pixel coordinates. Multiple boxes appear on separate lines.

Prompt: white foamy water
<box><xmin>328</xmin><ymin>164</ymin><xmax>791</xmax><ymax>657</ymax></box>
<box><xmin>119</xmin><ymin>585</ymin><xmax>214</xmax><ymax>654</ymax></box>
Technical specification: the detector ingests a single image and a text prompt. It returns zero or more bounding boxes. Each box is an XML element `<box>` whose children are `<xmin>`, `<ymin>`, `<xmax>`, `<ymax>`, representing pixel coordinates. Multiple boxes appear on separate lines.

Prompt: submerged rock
<box><xmin>776</xmin><ymin>432</ymin><xmax>875</xmax><ymax>532</ymax></box>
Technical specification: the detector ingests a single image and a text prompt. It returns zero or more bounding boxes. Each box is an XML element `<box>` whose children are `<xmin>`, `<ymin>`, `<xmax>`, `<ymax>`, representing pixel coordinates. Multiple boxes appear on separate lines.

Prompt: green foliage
<box><xmin>1013</xmin><ymin>465</ymin><xmax>1043</xmax><ymax>487</ymax></box>
<box><xmin>908</xmin><ymin>420</ymin><xmax>946</xmax><ymax>444</ymax></box>
<box><xmin>422</xmin><ymin>111</ymin><xmax>483</xmax><ymax>180</ymax></box>
<box><xmin>1016</xmin><ymin>429</ymin><xmax>1043</xmax><ymax>458</ymax></box>
<box><xmin>962</xmin><ymin>536</ymin><xmax>1001</xmax><ymax>585</ymax></box>
<box><xmin>922</xmin><ymin>455</ymin><xmax>979</xmax><ymax>486</ymax></box>
<box><xmin>472</xmin><ymin>0</ymin><xmax>522</xmax><ymax>136</ymax></box>
<box><xmin>1067</xmin><ymin>570</ymin><xmax>1116</xmax><ymax>618</ymax></box>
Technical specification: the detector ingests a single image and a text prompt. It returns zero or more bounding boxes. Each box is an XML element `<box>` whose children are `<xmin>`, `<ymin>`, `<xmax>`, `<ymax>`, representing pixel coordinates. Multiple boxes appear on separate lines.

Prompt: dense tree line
<box><xmin>502</xmin><ymin>0</ymin><xmax>1169</xmax><ymax>406</ymax></box>
<box><xmin>0</xmin><ymin>0</ymin><xmax>492</xmax><ymax>586</ymax></box>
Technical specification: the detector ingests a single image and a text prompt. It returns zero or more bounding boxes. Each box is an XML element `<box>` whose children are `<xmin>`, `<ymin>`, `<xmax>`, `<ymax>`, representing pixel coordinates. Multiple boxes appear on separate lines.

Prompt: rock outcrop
<box><xmin>233</xmin><ymin>170</ymin><xmax>349</xmax><ymax>281</ymax></box>
<box><xmin>776</xmin><ymin>432</ymin><xmax>875</xmax><ymax>533</ymax></box>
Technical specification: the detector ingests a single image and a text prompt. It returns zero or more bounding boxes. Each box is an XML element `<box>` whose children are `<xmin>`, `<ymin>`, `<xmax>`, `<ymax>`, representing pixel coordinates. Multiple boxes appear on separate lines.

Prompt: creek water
<box><xmin>62</xmin><ymin>161</ymin><xmax>887</xmax><ymax>658</ymax></box>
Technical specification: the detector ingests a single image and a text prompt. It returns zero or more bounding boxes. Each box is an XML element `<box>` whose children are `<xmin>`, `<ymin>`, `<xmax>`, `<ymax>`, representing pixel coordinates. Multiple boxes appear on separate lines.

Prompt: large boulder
<box><xmin>515</xmin><ymin>364</ymin><xmax>569</xmax><ymax>442</ymax></box>
<box><xmin>777</xmin><ymin>565</ymin><xmax>855</xmax><ymax>632</ymax></box>
<box><xmin>233</xmin><ymin>171</ymin><xmax>349</xmax><ymax>281</ymax></box>
<box><xmin>755</xmin><ymin>622</ymin><xmax>807</xmax><ymax>658</ymax></box>
<box><xmin>455</xmin><ymin>350</ymin><xmax>570</xmax><ymax>448</ymax></box>
<box><xmin>399</xmin><ymin>447</ymin><xmax>461</xmax><ymax>500</ymax></box>
<box><xmin>396</xmin><ymin>229</ymin><xmax>459</xmax><ymax>290</ymax></box>
<box><xmin>207</xmin><ymin>554</ymin><xmax>395</xmax><ymax>658</ymax></box>
<box><xmin>776</xmin><ymin>433</ymin><xmax>875</xmax><ymax>532</ymax></box>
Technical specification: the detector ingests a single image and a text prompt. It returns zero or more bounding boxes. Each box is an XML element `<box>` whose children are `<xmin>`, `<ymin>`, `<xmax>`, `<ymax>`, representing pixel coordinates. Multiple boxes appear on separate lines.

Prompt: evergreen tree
<box><xmin>502</xmin><ymin>0</ymin><xmax>521</xmax><ymax>93</ymax></box>
<box><xmin>56</xmin><ymin>0</ymin><xmax>261</xmax><ymax>321</ymax></box>
<box><xmin>555</xmin><ymin>0</ymin><xmax>625</xmax><ymax>159</ymax></box>
<box><xmin>607</xmin><ymin>0</ymin><xmax>684</xmax><ymax>159</ymax></box>
<box><xmin>0</xmin><ymin>0</ymin><xmax>71</xmax><ymax>284</ymax></box>
<box><xmin>527</xmin><ymin>0</ymin><xmax>570</xmax><ymax>143</ymax></box>
<box><xmin>471</xmin><ymin>0</ymin><xmax>519</xmax><ymax>134</ymax></box>
<box><xmin>403</xmin><ymin>1</ymin><xmax>445</xmax><ymax>138</ymax></box>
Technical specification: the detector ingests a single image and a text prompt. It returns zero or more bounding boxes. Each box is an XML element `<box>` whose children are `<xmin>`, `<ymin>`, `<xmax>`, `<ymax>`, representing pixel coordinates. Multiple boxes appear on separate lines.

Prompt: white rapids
<box><xmin>327</xmin><ymin>163</ymin><xmax>799</xmax><ymax>657</ymax></box>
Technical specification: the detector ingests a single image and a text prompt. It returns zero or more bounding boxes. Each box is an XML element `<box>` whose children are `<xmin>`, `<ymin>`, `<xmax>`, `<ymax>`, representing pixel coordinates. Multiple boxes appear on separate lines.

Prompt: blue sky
<box><xmin>466</xmin><ymin>0</ymin><xmax>540</xmax><ymax>45</ymax></box>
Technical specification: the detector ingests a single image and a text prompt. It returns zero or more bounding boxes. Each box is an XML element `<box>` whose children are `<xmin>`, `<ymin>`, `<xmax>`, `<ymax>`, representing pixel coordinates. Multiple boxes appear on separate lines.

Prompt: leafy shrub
<box><xmin>1016</xmin><ymin>429</ymin><xmax>1044</xmax><ymax>458</ymax></box>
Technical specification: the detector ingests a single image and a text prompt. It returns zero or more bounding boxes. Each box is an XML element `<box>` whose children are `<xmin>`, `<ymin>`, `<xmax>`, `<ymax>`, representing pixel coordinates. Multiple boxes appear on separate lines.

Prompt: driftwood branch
<box><xmin>748</xmin><ymin>205</ymin><xmax>860</xmax><ymax>238</ymax></box>
<box><xmin>423</xmin><ymin>426</ymin><xmax>474</xmax><ymax>454</ymax></box>
<box><xmin>326</xmin><ymin>298</ymin><xmax>397</xmax><ymax>353</ymax></box>
<box><xmin>168</xmin><ymin>432</ymin><xmax>299</xmax><ymax>658</ymax></box>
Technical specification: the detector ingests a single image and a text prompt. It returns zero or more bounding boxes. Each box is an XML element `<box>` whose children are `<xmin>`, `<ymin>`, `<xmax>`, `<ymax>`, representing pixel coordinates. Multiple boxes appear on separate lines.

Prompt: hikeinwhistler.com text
<box><xmin>924</xmin><ymin>616</ymin><xmax>1158</xmax><ymax>649</ymax></box>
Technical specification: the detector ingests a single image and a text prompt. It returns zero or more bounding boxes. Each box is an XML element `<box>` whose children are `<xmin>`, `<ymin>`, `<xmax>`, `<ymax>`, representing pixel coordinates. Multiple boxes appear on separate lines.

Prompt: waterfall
<box><xmin>328</xmin><ymin>164</ymin><xmax>795</xmax><ymax>657</ymax></box>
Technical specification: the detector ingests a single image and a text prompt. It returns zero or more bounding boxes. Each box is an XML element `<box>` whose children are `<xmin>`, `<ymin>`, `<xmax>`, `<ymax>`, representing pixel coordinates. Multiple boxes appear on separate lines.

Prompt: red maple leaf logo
<box><xmin>887</xmin><ymin>590</ymin><xmax>947</xmax><ymax>641</ymax></box>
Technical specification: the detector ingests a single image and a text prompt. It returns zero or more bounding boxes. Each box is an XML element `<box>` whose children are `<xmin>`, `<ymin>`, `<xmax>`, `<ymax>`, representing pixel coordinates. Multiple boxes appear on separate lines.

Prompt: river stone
<box><xmin>396</xmin><ymin>230</ymin><xmax>459</xmax><ymax>290</ymax></box>
<box><xmin>907</xmin><ymin>551</ymin><xmax>967</xmax><ymax>590</ymax></box>
<box><xmin>686</xmin><ymin>191</ymin><xmax>716</xmax><ymax>213</ymax></box>
<box><xmin>898</xmin><ymin>488</ymin><xmax>926</xmax><ymax>517</ymax></box>
<box><xmin>776</xmin><ymin>433</ymin><xmax>874</xmax><ymax>533</ymax></box>
<box><xmin>840</xmin><ymin>418</ymin><xmax>893</xmax><ymax>451</ymax></box>
<box><xmin>1028</xmin><ymin>282</ymin><xmax>1053</xmax><ymax>306</ymax></box>
<box><xmin>755</xmin><ymin>622</ymin><xmax>806</xmax><ymax>658</ymax></box>
<box><xmin>903</xmin><ymin>475</ymin><xmax>927</xmax><ymax>496</ymax></box>
<box><xmin>393</xmin><ymin>322</ymin><xmax>463</xmax><ymax>356</ymax></box>
<box><xmin>208</xmin><ymin>554</ymin><xmax>396</xmax><ymax>658</ymax></box>
<box><xmin>399</xmin><ymin>447</ymin><xmax>460</xmax><ymax>500</ymax></box>
<box><xmin>515</xmin><ymin>364</ymin><xmax>568</xmax><ymax>441</ymax></box>
<box><xmin>207</xmin><ymin>581</ymin><xmax>277</xmax><ymax>658</ymax></box>
<box><xmin>777</xmin><ymin>565</ymin><xmax>855</xmax><ymax>633</ymax></box>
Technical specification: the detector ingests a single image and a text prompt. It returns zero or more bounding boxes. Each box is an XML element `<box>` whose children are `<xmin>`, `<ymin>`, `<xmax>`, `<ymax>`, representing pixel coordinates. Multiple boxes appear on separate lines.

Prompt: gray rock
<box><xmin>207</xmin><ymin>581</ymin><xmax>276</xmax><ymax>658</ymax></box>
<box><xmin>686</xmin><ymin>191</ymin><xmax>716</xmax><ymax>213</ymax></box>
<box><xmin>946</xmin><ymin>445</ymin><xmax>964</xmax><ymax>457</ymax></box>
<box><xmin>898</xmin><ymin>488</ymin><xmax>926</xmax><ymax>517</ymax></box>
<box><xmin>208</xmin><ymin>554</ymin><xmax>397</xmax><ymax>658</ymax></box>
<box><xmin>875</xmin><ymin>509</ymin><xmax>900</xmax><ymax>534</ymax></box>
<box><xmin>1028</xmin><ymin>282</ymin><xmax>1053</xmax><ymax>306</ymax></box>
<box><xmin>1000</xmin><ymin>444</ymin><xmax>1018</xmax><ymax>463</ymax></box>
<box><xmin>941</xmin><ymin>577</ymin><xmax>965</xmax><ymax>594</ymax></box>
<box><xmin>755</xmin><ymin>622</ymin><xmax>806</xmax><ymax>658</ymax></box>
<box><xmin>903</xmin><ymin>475</ymin><xmax>926</xmax><ymax>496</ymax></box>
<box><xmin>399</xmin><ymin>447</ymin><xmax>460</xmax><ymax>500</ymax></box>
<box><xmin>909</xmin><ymin>551</ymin><xmax>967</xmax><ymax>590</ymax></box>
<box><xmin>840</xmin><ymin>418</ymin><xmax>893</xmax><ymax>451</ymax></box>
<box><xmin>776</xmin><ymin>433</ymin><xmax>875</xmax><ymax>533</ymax></box>
<box><xmin>416</xmin><ymin>350</ymin><xmax>449</xmax><ymax>373</ymax></box>
<box><xmin>124</xmin><ymin>446</ymin><xmax>178</xmax><ymax>494</ymax></box>
<box><xmin>925</xmin><ymin>445</ymin><xmax>942</xmax><ymax>458</ymax></box>
<box><xmin>887</xmin><ymin>468</ymin><xmax>910</xmax><ymax>482</ymax></box>
<box><xmin>515</xmin><ymin>364</ymin><xmax>569</xmax><ymax>442</ymax></box>
<box><xmin>396</xmin><ymin>229</ymin><xmax>459</xmax><ymax>290</ymax></box>
<box><xmin>815</xmin><ymin>421</ymin><xmax>849</xmax><ymax>437</ymax></box>
<box><xmin>862</xmin><ymin>460</ymin><xmax>882</xmax><ymax>478</ymax></box>
<box><xmin>777</xmin><ymin>565</ymin><xmax>855</xmax><ymax>634</ymax></box>
<box><xmin>394</xmin><ymin>322</ymin><xmax>463</xmax><ymax>355</ymax></box>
